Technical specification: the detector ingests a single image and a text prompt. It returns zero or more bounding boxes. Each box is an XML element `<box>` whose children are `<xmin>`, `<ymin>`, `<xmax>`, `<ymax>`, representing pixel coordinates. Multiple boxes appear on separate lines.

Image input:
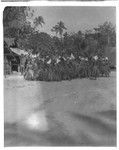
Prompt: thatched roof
<box><xmin>10</xmin><ymin>48</ymin><xmax>28</xmax><ymax>56</ymax></box>
<box><xmin>4</xmin><ymin>38</ymin><xmax>28</xmax><ymax>56</ymax></box>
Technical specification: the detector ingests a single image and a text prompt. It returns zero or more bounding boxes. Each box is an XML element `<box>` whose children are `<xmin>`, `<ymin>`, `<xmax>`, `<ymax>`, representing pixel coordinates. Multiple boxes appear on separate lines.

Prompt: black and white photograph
<box><xmin>3</xmin><ymin>6</ymin><xmax>117</xmax><ymax>147</ymax></box>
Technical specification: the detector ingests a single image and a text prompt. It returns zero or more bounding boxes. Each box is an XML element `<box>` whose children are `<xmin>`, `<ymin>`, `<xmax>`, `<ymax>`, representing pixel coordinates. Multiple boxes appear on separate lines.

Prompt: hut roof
<box><xmin>10</xmin><ymin>48</ymin><xmax>28</xmax><ymax>56</ymax></box>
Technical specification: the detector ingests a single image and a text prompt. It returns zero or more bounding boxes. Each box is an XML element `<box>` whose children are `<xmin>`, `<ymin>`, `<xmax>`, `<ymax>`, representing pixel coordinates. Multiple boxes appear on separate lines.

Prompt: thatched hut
<box><xmin>4</xmin><ymin>38</ymin><xmax>16</xmax><ymax>75</ymax></box>
<box><xmin>4</xmin><ymin>38</ymin><xmax>28</xmax><ymax>75</ymax></box>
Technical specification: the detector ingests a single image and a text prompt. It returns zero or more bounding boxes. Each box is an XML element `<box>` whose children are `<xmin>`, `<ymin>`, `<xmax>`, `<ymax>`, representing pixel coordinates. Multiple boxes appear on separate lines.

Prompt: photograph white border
<box><xmin>0</xmin><ymin>1</ymin><xmax>118</xmax><ymax>150</ymax></box>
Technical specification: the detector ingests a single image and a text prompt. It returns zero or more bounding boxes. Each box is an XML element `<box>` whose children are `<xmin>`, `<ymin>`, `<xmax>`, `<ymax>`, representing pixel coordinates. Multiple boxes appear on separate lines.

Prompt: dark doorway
<box><xmin>11</xmin><ymin>56</ymin><xmax>20</xmax><ymax>72</ymax></box>
<box><xmin>12</xmin><ymin>63</ymin><xmax>18</xmax><ymax>72</ymax></box>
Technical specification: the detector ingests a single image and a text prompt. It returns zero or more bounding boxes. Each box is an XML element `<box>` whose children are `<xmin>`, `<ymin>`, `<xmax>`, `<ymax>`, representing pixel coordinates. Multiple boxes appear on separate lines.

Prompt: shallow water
<box><xmin>4</xmin><ymin>72</ymin><xmax>116</xmax><ymax>146</ymax></box>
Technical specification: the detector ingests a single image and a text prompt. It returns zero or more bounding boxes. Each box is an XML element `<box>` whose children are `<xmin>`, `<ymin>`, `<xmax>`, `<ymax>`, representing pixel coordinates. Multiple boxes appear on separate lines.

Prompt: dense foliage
<box><xmin>4</xmin><ymin>7</ymin><xmax>116</xmax><ymax>81</ymax></box>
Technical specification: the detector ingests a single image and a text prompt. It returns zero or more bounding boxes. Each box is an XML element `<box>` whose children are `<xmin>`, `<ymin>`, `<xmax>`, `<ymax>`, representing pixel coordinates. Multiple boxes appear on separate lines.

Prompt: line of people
<box><xmin>78</xmin><ymin>56</ymin><xmax>110</xmax><ymax>80</ymax></box>
<box><xmin>20</xmin><ymin>53</ymin><xmax>111</xmax><ymax>81</ymax></box>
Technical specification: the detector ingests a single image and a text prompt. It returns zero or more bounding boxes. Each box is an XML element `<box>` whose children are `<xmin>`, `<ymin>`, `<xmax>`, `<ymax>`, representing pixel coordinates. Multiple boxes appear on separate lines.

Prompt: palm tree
<box><xmin>51</xmin><ymin>25</ymin><xmax>59</xmax><ymax>37</ymax></box>
<box><xmin>51</xmin><ymin>21</ymin><xmax>67</xmax><ymax>41</ymax></box>
<box><xmin>33</xmin><ymin>16</ymin><xmax>45</xmax><ymax>28</ymax></box>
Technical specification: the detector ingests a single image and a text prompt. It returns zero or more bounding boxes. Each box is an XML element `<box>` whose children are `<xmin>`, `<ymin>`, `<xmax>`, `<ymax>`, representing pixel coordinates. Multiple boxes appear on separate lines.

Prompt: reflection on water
<box><xmin>4</xmin><ymin>76</ymin><xmax>44</xmax><ymax>123</ymax></box>
<box><xmin>23</xmin><ymin>111</ymin><xmax>48</xmax><ymax>131</ymax></box>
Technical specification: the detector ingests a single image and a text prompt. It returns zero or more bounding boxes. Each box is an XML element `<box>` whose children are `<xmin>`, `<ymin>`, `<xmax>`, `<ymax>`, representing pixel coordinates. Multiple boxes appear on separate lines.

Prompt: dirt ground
<box><xmin>4</xmin><ymin>71</ymin><xmax>116</xmax><ymax>146</ymax></box>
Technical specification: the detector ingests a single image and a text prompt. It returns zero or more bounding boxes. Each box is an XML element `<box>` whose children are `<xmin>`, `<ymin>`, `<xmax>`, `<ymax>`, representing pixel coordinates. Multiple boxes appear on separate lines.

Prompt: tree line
<box><xmin>3</xmin><ymin>7</ymin><xmax>116</xmax><ymax>81</ymax></box>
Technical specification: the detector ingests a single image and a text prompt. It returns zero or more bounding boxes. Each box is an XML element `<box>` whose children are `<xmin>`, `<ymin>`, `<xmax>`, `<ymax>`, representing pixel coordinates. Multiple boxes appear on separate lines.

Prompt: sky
<box><xmin>31</xmin><ymin>7</ymin><xmax>116</xmax><ymax>35</ymax></box>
